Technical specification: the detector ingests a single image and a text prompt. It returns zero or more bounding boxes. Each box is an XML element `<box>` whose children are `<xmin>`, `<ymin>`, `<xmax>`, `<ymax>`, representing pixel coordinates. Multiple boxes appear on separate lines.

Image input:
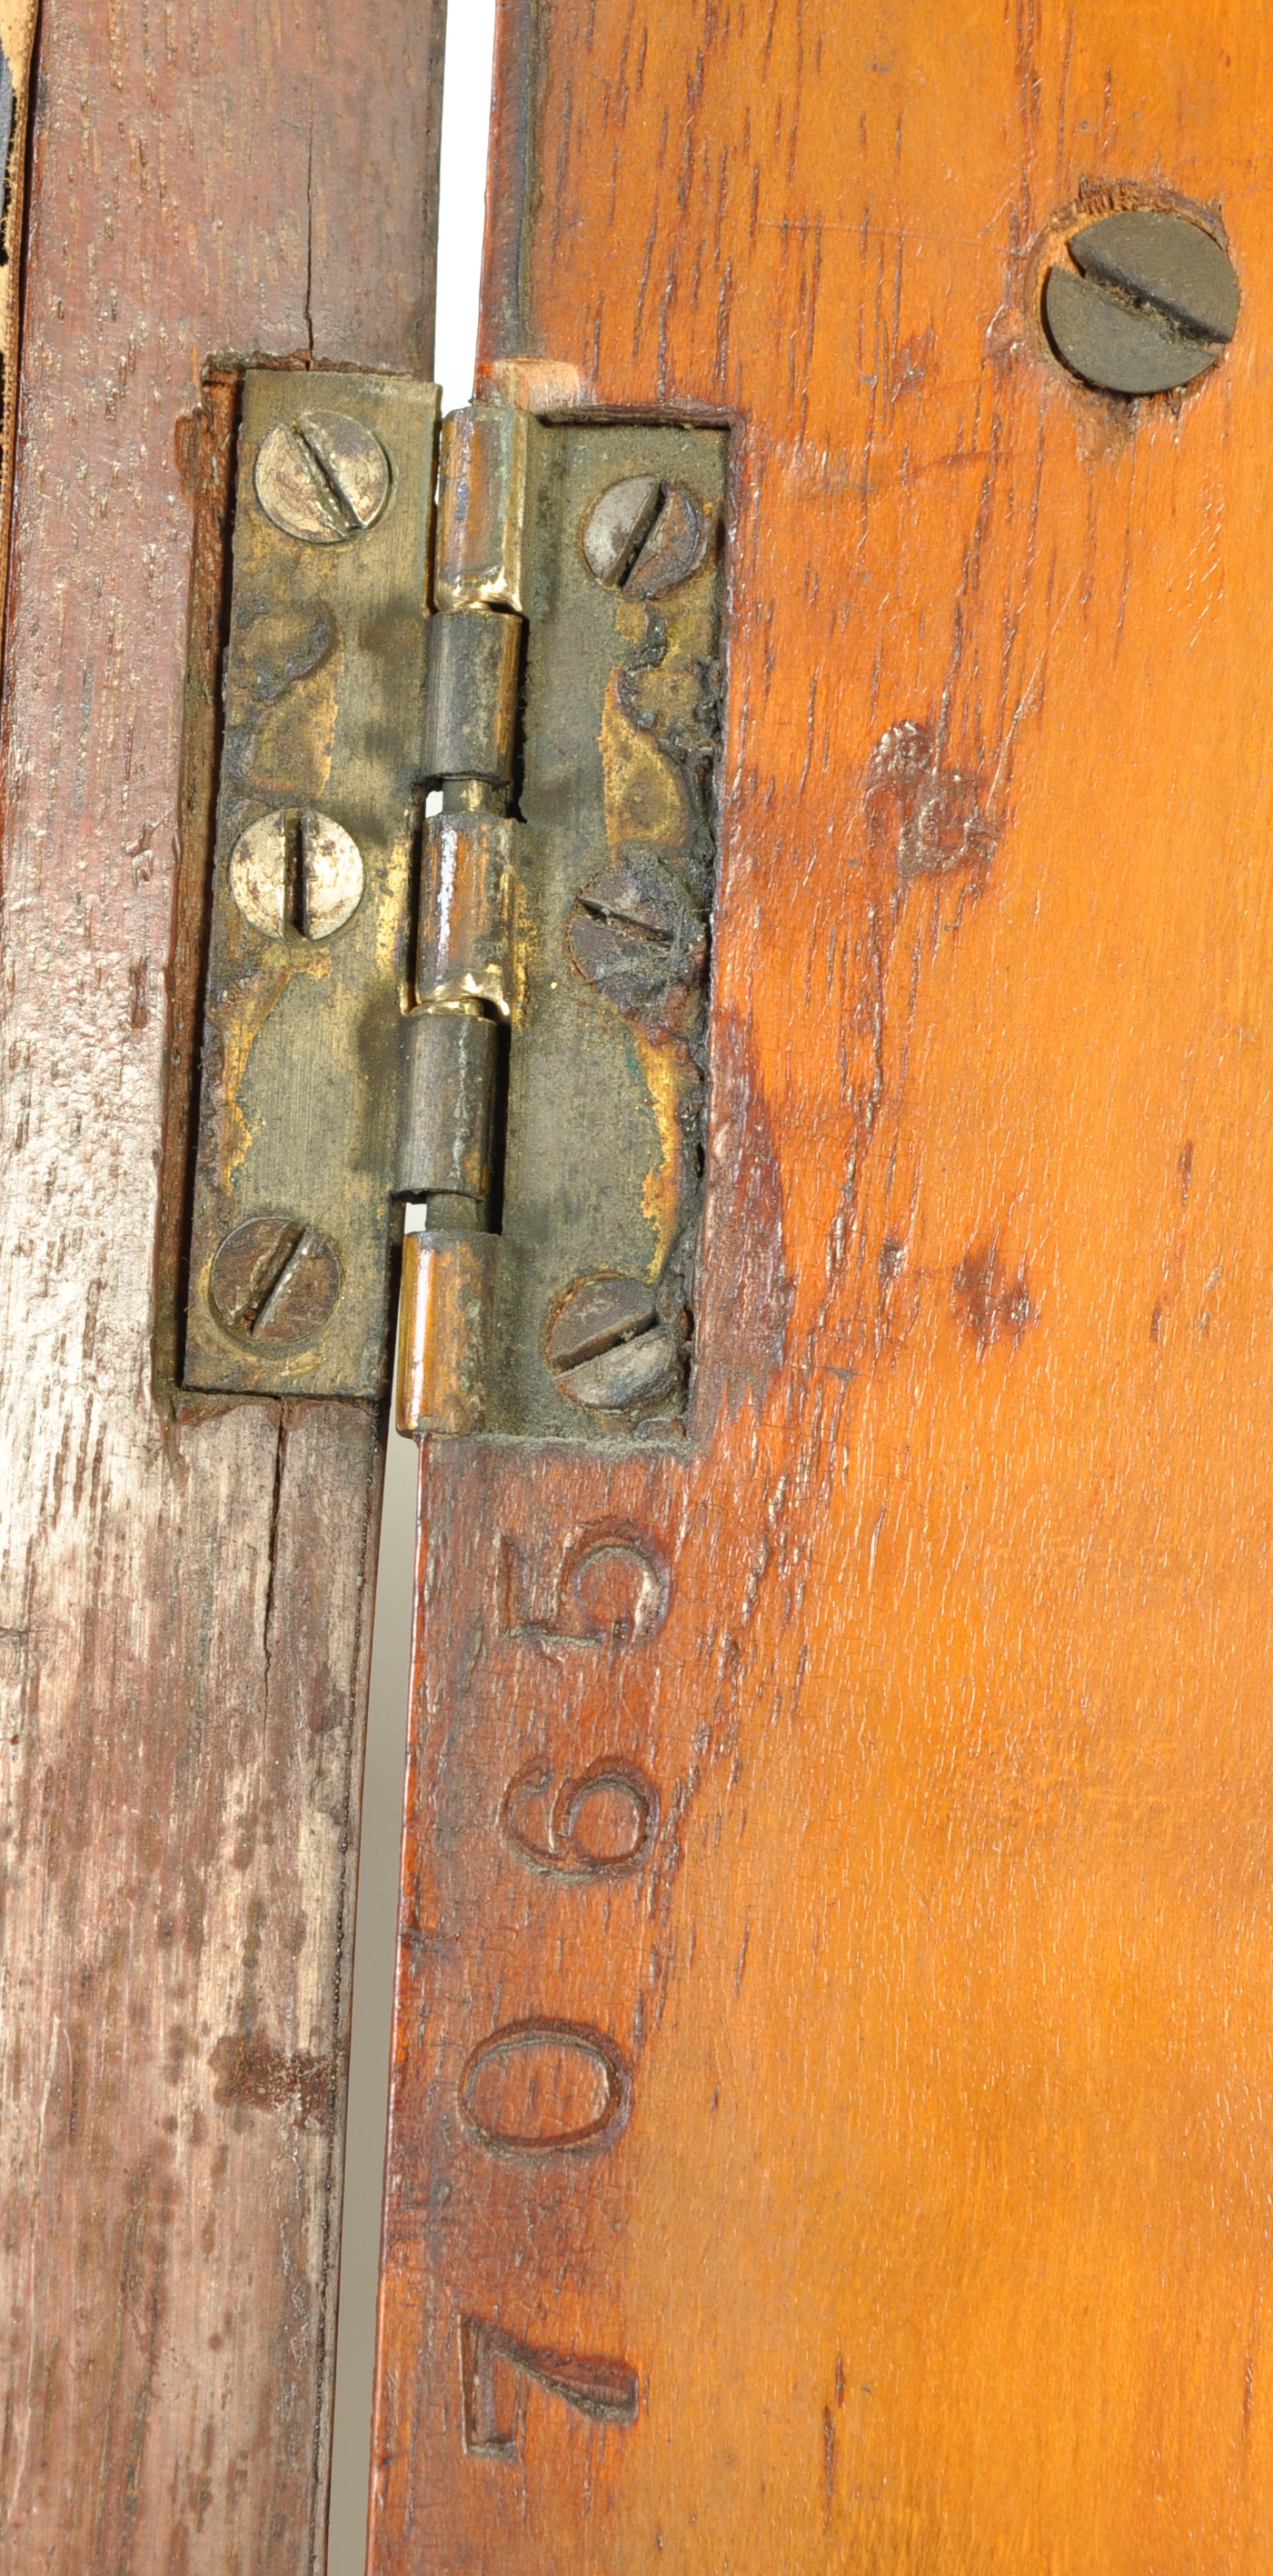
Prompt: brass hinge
<box><xmin>184</xmin><ymin>371</ymin><xmax>727</xmax><ymax>1443</ymax></box>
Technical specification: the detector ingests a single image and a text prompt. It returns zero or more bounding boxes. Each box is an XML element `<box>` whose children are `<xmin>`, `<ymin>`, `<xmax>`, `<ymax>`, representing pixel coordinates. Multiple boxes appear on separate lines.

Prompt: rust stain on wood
<box><xmin>950</xmin><ymin>1238</ymin><xmax>1035</xmax><ymax>1354</ymax></box>
<box><xmin>209</xmin><ymin>2033</ymin><xmax>335</xmax><ymax>2130</ymax></box>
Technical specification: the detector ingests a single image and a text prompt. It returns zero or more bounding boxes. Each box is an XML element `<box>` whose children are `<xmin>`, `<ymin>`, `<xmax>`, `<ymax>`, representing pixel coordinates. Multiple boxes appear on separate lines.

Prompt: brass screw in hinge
<box><xmin>229</xmin><ymin>808</ymin><xmax>364</xmax><ymax>941</ymax></box>
<box><xmin>546</xmin><ymin>1274</ymin><xmax>681</xmax><ymax>1415</ymax></box>
<box><xmin>254</xmin><ymin>410</ymin><xmax>392</xmax><ymax>544</ymax></box>
<box><xmin>1044</xmin><ymin>209</ymin><xmax>1239</xmax><ymax>396</ymax></box>
<box><xmin>582</xmin><ymin>475</ymin><xmax>709</xmax><ymax>600</ymax></box>
<box><xmin>209</xmin><ymin>1216</ymin><xmax>342</xmax><ymax>1346</ymax></box>
<box><xmin>566</xmin><ymin>847</ymin><xmax>707</xmax><ymax>1032</ymax></box>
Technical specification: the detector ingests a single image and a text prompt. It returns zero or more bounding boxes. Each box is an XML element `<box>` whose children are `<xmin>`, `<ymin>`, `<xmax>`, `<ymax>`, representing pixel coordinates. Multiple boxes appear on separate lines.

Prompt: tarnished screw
<box><xmin>209</xmin><ymin>1216</ymin><xmax>342</xmax><ymax>1346</ymax></box>
<box><xmin>229</xmin><ymin>808</ymin><xmax>364</xmax><ymax>942</ymax></box>
<box><xmin>566</xmin><ymin>845</ymin><xmax>706</xmax><ymax>1035</ymax></box>
<box><xmin>1045</xmin><ymin>209</ymin><xmax>1239</xmax><ymax>396</ymax></box>
<box><xmin>547</xmin><ymin>1274</ymin><xmax>681</xmax><ymax>1415</ymax></box>
<box><xmin>254</xmin><ymin>410</ymin><xmax>391</xmax><ymax>544</ymax></box>
<box><xmin>582</xmin><ymin>475</ymin><xmax>709</xmax><ymax>600</ymax></box>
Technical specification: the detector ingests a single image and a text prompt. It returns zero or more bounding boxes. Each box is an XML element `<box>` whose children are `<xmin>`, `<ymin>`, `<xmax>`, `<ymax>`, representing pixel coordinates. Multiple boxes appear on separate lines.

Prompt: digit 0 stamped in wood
<box><xmin>459</xmin><ymin>2020</ymin><xmax>632</xmax><ymax>2157</ymax></box>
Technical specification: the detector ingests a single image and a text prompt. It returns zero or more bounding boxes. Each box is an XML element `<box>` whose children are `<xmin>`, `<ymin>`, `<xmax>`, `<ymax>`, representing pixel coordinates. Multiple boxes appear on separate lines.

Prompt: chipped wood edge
<box><xmin>0</xmin><ymin>0</ymin><xmax>36</xmax><ymax>654</ymax></box>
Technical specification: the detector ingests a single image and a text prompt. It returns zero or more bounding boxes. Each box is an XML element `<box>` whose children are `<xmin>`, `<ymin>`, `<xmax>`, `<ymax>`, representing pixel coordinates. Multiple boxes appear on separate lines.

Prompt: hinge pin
<box><xmin>398</xmin><ymin>441</ymin><xmax>529</xmax><ymax>1436</ymax></box>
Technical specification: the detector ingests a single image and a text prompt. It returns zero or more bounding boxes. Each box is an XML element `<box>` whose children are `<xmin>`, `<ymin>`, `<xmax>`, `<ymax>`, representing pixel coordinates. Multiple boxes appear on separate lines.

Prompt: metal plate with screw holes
<box><xmin>184</xmin><ymin>369</ymin><xmax>438</xmax><ymax>1398</ymax></box>
<box><xmin>488</xmin><ymin>420</ymin><xmax>728</xmax><ymax>1442</ymax></box>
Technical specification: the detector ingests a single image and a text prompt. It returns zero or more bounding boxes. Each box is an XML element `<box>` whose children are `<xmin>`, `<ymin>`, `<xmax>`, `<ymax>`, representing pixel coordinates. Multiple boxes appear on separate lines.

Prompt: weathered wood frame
<box><xmin>0</xmin><ymin>3</ymin><xmax>442</xmax><ymax>2565</ymax></box>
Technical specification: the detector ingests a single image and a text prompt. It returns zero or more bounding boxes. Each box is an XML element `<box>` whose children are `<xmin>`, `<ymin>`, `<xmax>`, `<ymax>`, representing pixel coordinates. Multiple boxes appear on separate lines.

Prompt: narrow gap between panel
<box><xmin>325</xmin><ymin>5</ymin><xmax>499</xmax><ymax>2566</ymax></box>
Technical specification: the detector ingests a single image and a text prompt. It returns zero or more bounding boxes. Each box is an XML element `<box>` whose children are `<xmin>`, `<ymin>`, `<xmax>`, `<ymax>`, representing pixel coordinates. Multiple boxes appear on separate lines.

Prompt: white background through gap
<box><xmin>326</xmin><ymin>5</ymin><xmax>498</xmax><ymax>2562</ymax></box>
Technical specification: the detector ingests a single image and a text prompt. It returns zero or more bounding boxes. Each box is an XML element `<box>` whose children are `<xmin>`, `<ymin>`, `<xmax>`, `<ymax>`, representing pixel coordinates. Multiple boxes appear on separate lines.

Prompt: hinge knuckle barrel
<box><xmin>421</xmin><ymin>608</ymin><xmax>522</xmax><ymax>786</ymax></box>
<box><xmin>395</xmin><ymin>1006</ymin><xmax>499</xmax><ymax>1202</ymax></box>
<box><xmin>396</xmin><ymin>1231</ymin><xmax>495</xmax><ymax>1437</ymax></box>
<box><xmin>397</xmin><ymin>404</ymin><xmax>530</xmax><ymax>1437</ymax></box>
<box><xmin>435</xmin><ymin>404</ymin><xmax>530</xmax><ymax>614</ymax></box>
<box><xmin>417</xmin><ymin>813</ymin><xmax>515</xmax><ymax>1017</ymax></box>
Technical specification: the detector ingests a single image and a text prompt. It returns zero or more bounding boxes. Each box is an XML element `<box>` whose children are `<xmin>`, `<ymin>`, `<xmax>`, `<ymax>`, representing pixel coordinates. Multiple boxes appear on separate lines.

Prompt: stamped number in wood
<box><xmin>500</xmin><ymin>1519</ymin><xmax>671</xmax><ymax>1650</ymax></box>
<box><xmin>501</xmin><ymin>1758</ymin><xmax>660</xmax><ymax>1876</ymax></box>
<box><xmin>460</xmin><ymin>2316</ymin><xmax>640</xmax><ymax>2459</ymax></box>
<box><xmin>455</xmin><ymin>1563</ymin><xmax>668</xmax><ymax>2464</ymax></box>
<box><xmin>459</xmin><ymin>2018</ymin><xmax>632</xmax><ymax>2156</ymax></box>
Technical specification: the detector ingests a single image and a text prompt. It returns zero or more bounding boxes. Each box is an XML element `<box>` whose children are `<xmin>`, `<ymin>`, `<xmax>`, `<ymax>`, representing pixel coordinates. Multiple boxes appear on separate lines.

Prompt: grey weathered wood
<box><xmin>0</xmin><ymin>0</ymin><xmax>442</xmax><ymax>2565</ymax></box>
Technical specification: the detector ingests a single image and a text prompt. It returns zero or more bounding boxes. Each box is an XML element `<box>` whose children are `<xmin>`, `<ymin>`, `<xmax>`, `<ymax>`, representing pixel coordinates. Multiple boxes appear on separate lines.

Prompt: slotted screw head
<box><xmin>548</xmin><ymin>1275</ymin><xmax>660</xmax><ymax>1373</ymax></box>
<box><xmin>547</xmin><ymin>1273</ymin><xmax>681</xmax><ymax>1415</ymax></box>
<box><xmin>1045</xmin><ymin>208</ymin><xmax>1239</xmax><ymax>396</ymax></box>
<box><xmin>566</xmin><ymin>845</ymin><xmax>707</xmax><ymax>1037</ymax></box>
<box><xmin>254</xmin><ymin>409</ymin><xmax>391</xmax><ymax>543</ymax></box>
<box><xmin>210</xmin><ymin>1216</ymin><xmax>342</xmax><ymax>1345</ymax></box>
<box><xmin>582</xmin><ymin>475</ymin><xmax>709</xmax><ymax>598</ymax></box>
<box><xmin>229</xmin><ymin>808</ymin><xmax>364</xmax><ymax>941</ymax></box>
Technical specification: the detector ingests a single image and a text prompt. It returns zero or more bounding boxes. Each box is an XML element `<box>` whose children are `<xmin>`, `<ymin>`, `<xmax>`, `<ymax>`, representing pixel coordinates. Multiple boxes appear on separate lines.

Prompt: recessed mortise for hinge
<box><xmin>183</xmin><ymin>370</ymin><xmax>728</xmax><ymax>1442</ymax></box>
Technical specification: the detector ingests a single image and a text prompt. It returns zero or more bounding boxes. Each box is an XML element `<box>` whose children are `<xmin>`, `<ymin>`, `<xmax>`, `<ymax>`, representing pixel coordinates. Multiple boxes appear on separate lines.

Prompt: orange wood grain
<box><xmin>372</xmin><ymin>5</ymin><xmax>1273</xmax><ymax>2569</ymax></box>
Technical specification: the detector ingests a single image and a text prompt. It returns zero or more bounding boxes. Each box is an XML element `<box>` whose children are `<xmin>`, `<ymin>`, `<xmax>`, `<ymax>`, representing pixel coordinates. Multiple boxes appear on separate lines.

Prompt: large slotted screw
<box><xmin>209</xmin><ymin>1216</ymin><xmax>342</xmax><ymax>1346</ymax></box>
<box><xmin>254</xmin><ymin>409</ymin><xmax>391</xmax><ymax>544</ymax></box>
<box><xmin>1044</xmin><ymin>209</ymin><xmax>1239</xmax><ymax>396</ymax></box>
<box><xmin>546</xmin><ymin>1274</ymin><xmax>681</xmax><ymax>1415</ymax></box>
<box><xmin>582</xmin><ymin>475</ymin><xmax>709</xmax><ymax>599</ymax></box>
<box><xmin>566</xmin><ymin>845</ymin><xmax>706</xmax><ymax>1037</ymax></box>
<box><xmin>229</xmin><ymin>808</ymin><xmax>364</xmax><ymax>942</ymax></box>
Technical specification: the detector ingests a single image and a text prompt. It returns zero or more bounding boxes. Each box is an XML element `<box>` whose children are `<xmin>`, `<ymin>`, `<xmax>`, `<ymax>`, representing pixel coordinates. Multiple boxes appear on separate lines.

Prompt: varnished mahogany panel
<box><xmin>0</xmin><ymin>2</ymin><xmax>442</xmax><ymax>2567</ymax></box>
<box><xmin>373</xmin><ymin>3</ymin><xmax>1273</xmax><ymax>2570</ymax></box>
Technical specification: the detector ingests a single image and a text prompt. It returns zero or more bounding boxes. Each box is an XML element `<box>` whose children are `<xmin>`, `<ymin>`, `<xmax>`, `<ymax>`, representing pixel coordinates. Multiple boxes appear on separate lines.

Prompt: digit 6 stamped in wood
<box><xmin>501</xmin><ymin>1757</ymin><xmax>660</xmax><ymax>1877</ymax></box>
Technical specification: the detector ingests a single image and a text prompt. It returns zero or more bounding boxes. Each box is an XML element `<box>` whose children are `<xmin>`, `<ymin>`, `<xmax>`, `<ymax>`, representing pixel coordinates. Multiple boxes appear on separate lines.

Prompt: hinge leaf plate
<box><xmin>489</xmin><ymin>420</ymin><xmax>728</xmax><ymax>1440</ymax></box>
<box><xmin>184</xmin><ymin>368</ymin><xmax>438</xmax><ymax>1399</ymax></box>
